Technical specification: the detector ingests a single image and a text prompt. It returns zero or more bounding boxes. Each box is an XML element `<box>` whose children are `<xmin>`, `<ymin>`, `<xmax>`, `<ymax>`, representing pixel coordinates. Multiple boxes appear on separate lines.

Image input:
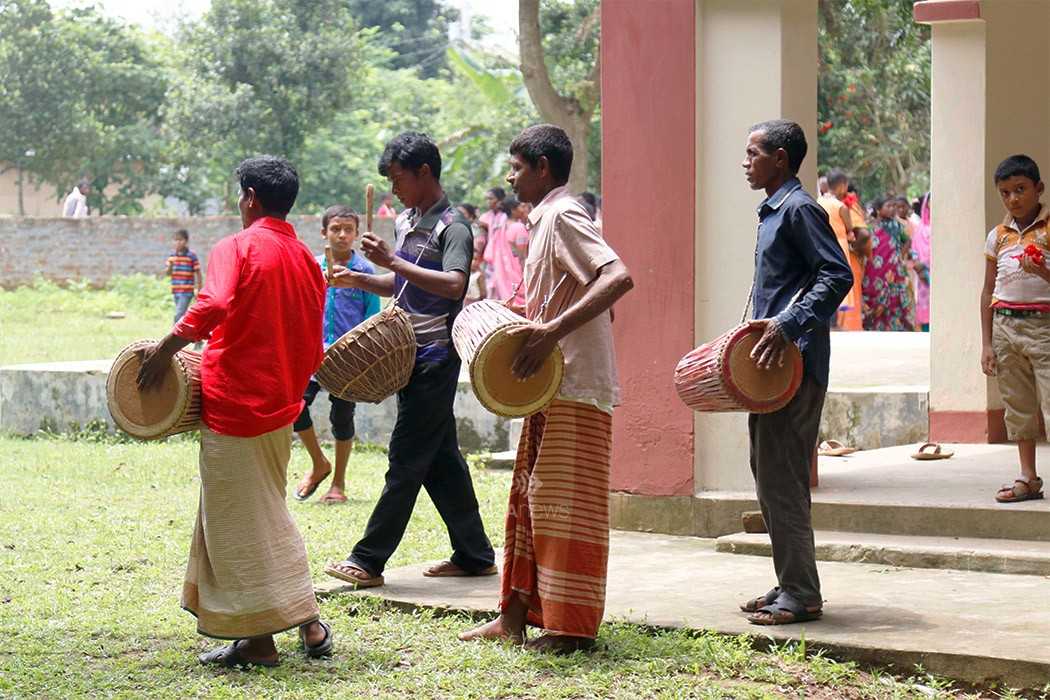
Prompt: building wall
<box><xmin>0</xmin><ymin>216</ymin><xmax>396</xmax><ymax>288</ymax></box>
<box><xmin>602</xmin><ymin>0</ymin><xmax>696</xmax><ymax>496</ymax></box>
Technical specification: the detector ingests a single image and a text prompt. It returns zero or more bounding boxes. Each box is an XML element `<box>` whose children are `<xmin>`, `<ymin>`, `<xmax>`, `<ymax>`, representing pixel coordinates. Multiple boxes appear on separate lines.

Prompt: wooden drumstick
<box><xmin>365</xmin><ymin>183</ymin><xmax>374</xmax><ymax>233</ymax></box>
<box><xmin>324</xmin><ymin>244</ymin><xmax>335</xmax><ymax>283</ymax></box>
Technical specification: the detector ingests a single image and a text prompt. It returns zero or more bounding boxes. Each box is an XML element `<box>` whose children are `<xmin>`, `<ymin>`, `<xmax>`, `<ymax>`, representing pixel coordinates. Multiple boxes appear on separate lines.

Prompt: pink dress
<box><xmin>911</xmin><ymin>196</ymin><xmax>932</xmax><ymax>327</ymax></box>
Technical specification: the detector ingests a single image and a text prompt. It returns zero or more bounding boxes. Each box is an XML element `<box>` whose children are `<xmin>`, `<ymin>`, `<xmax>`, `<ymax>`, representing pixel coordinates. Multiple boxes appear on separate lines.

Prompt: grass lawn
<box><xmin>0</xmin><ymin>434</ymin><xmax>1018</xmax><ymax>699</ymax></box>
<box><xmin>0</xmin><ymin>276</ymin><xmax>173</xmax><ymax>366</ymax></box>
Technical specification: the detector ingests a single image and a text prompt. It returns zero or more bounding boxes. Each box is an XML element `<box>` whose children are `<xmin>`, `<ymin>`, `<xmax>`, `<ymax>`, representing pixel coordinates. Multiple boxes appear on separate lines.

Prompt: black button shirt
<box><xmin>751</xmin><ymin>177</ymin><xmax>853</xmax><ymax>387</ymax></box>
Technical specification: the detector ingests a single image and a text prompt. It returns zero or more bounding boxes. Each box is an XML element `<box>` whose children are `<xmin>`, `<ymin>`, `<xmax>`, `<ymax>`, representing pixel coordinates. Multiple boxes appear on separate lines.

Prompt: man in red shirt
<box><xmin>137</xmin><ymin>156</ymin><xmax>333</xmax><ymax>667</ymax></box>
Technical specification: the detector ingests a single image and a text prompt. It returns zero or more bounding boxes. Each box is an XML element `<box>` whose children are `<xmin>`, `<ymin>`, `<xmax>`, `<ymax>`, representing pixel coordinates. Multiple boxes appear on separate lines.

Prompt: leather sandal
<box><xmin>996</xmin><ymin>477</ymin><xmax>1044</xmax><ymax>503</ymax></box>
<box><xmin>324</xmin><ymin>561</ymin><xmax>384</xmax><ymax>588</ymax></box>
<box><xmin>300</xmin><ymin>620</ymin><xmax>334</xmax><ymax>659</ymax></box>
<box><xmin>198</xmin><ymin>640</ymin><xmax>279</xmax><ymax>668</ymax></box>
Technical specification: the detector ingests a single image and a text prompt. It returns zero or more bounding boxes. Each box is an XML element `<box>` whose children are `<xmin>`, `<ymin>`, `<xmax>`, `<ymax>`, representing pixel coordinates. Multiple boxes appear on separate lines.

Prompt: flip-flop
<box><xmin>910</xmin><ymin>442</ymin><xmax>954</xmax><ymax>460</ymax></box>
<box><xmin>199</xmin><ymin>639</ymin><xmax>279</xmax><ymax>668</ymax></box>
<box><xmin>422</xmin><ymin>560</ymin><xmax>498</xmax><ymax>577</ymax></box>
<box><xmin>324</xmin><ymin>561</ymin><xmax>384</xmax><ymax>588</ymax></box>
<box><xmin>320</xmin><ymin>492</ymin><xmax>348</xmax><ymax>505</ymax></box>
<box><xmin>747</xmin><ymin>591</ymin><xmax>822</xmax><ymax>626</ymax></box>
<box><xmin>294</xmin><ymin>469</ymin><xmax>332</xmax><ymax>501</ymax></box>
<box><xmin>299</xmin><ymin>620</ymin><xmax>334</xmax><ymax>659</ymax></box>
<box><xmin>818</xmin><ymin>440</ymin><xmax>858</xmax><ymax>457</ymax></box>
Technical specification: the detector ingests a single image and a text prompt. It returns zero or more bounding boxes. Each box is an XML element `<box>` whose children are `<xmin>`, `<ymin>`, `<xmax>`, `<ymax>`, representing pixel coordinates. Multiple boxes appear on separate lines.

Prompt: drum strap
<box><xmin>392</xmin><ymin>218</ymin><xmax>450</xmax><ymax>306</ymax></box>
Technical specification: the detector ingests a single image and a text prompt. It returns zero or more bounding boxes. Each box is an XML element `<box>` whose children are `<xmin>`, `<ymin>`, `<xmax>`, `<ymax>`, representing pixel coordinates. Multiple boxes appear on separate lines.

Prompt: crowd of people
<box><xmin>817</xmin><ymin>171</ymin><xmax>932</xmax><ymax>332</ymax></box>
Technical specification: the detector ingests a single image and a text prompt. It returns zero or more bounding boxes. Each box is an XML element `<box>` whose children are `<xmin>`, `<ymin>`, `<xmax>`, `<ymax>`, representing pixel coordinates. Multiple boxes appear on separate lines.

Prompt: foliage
<box><xmin>347</xmin><ymin>0</ymin><xmax>460</xmax><ymax>78</ymax></box>
<box><xmin>817</xmin><ymin>0</ymin><xmax>931</xmax><ymax>201</ymax></box>
<box><xmin>159</xmin><ymin>0</ymin><xmax>366</xmax><ymax>212</ymax></box>
<box><xmin>0</xmin><ymin>1</ymin><xmax>169</xmax><ymax>214</ymax></box>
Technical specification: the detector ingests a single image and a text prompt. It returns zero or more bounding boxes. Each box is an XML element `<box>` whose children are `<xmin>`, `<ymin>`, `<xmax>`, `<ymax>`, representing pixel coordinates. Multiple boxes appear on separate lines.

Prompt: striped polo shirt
<box><xmin>168</xmin><ymin>250</ymin><xmax>200</xmax><ymax>294</ymax></box>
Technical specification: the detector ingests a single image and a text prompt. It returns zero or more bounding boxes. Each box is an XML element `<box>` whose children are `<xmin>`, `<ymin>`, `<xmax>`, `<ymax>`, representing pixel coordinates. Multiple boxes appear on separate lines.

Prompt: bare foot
<box><xmin>320</xmin><ymin>485</ymin><xmax>347</xmax><ymax>504</ymax></box>
<box><xmin>458</xmin><ymin>616</ymin><xmax>525</xmax><ymax>645</ymax></box>
<box><xmin>524</xmin><ymin>633</ymin><xmax>595</xmax><ymax>655</ymax></box>
<box><xmin>294</xmin><ymin>460</ymin><xmax>332</xmax><ymax>501</ymax></box>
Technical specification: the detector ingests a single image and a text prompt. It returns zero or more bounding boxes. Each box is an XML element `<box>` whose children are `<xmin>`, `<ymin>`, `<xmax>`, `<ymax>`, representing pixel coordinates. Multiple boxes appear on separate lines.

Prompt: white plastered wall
<box><xmin>694</xmin><ymin>0</ymin><xmax>818</xmax><ymax>492</ymax></box>
<box><xmin>928</xmin><ymin>1</ymin><xmax>1050</xmax><ymax>420</ymax></box>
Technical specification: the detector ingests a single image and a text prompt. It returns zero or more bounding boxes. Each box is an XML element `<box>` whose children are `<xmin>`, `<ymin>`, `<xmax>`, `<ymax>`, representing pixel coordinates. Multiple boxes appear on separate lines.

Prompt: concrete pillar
<box><xmin>694</xmin><ymin>0</ymin><xmax>819</xmax><ymax>491</ymax></box>
<box><xmin>916</xmin><ymin>0</ymin><xmax>1050</xmax><ymax>442</ymax></box>
<box><xmin>602</xmin><ymin>0</ymin><xmax>697</xmax><ymax>496</ymax></box>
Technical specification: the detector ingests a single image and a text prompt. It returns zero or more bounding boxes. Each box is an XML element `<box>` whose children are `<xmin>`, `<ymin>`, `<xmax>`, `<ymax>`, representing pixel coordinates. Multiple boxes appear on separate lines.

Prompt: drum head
<box><xmin>471</xmin><ymin>327</ymin><xmax>564</xmax><ymax>418</ymax></box>
<box><xmin>107</xmin><ymin>347</ymin><xmax>187</xmax><ymax>439</ymax></box>
<box><xmin>725</xmin><ymin>327</ymin><xmax>802</xmax><ymax>410</ymax></box>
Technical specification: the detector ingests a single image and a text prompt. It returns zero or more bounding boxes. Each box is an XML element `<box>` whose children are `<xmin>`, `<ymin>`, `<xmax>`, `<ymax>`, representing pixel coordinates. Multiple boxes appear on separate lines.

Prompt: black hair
<box><xmin>173</xmin><ymin>228</ymin><xmax>189</xmax><ymax>241</ymax></box>
<box><xmin>577</xmin><ymin>193</ymin><xmax>597</xmax><ymax>221</ymax></box>
<box><xmin>322</xmin><ymin>205</ymin><xmax>359</xmax><ymax>230</ymax></box>
<box><xmin>235</xmin><ymin>155</ymin><xmax>299</xmax><ymax>215</ymax></box>
<box><xmin>826</xmin><ymin>169</ymin><xmax>849</xmax><ymax>188</ymax></box>
<box><xmin>870</xmin><ymin>197</ymin><xmax>892</xmax><ymax>219</ymax></box>
<box><xmin>487</xmin><ymin>187</ymin><xmax>506</xmax><ymax>201</ymax></box>
<box><xmin>378</xmin><ymin>131</ymin><xmax>442</xmax><ymax>181</ymax></box>
<box><xmin>749</xmin><ymin>119</ymin><xmax>808</xmax><ymax>174</ymax></box>
<box><xmin>994</xmin><ymin>154</ymin><xmax>1041</xmax><ymax>184</ymax></box>
<box><xmin>457</xmin><ymin>202</ymin><xmax>477</xmax><ymax>219</ymax></box>
<box><xmin>509</xmin><ymin>124</ymin><xmax>573</xmax><ymax>185</ymax></box>
<box><xmin>501</xmin><ymin>197</ymin><xmax>520</xmax><ymax>216</ymax></box>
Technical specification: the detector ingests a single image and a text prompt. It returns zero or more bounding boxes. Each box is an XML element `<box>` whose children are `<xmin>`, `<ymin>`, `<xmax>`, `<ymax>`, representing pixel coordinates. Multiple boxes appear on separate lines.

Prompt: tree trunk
<box><xmin>518</xmin><ymin>0</ymin><xmax>597</xmax><ymax>194</ymax></box>
<box><xmin>16</xmin><ymin>163</ymin><xmax>24</xmax><ymax>217</ymax></box>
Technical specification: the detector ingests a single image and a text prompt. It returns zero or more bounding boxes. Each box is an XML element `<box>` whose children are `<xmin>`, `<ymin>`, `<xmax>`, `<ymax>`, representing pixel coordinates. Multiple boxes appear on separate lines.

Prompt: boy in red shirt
<box><xmin>138</xmin><ymin>156</ymin><xmax>333</xmax><ymax>667</ymax></box>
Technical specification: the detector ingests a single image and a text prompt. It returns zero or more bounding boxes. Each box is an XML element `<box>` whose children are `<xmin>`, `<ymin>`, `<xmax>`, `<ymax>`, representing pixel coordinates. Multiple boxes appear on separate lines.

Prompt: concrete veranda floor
<box><xmin>317</xmin><ymin>530</ymin><xmax>1050</xmax><ymax>690</ymax></box>
<box><xmin>829</xmin><ymin>330</ymin><xmax>929</xmax><ymax>391</ymax></box>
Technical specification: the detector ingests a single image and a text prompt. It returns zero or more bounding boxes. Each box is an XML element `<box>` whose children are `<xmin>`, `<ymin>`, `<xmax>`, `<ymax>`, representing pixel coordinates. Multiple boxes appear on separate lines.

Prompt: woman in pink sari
<box><xmin>484</xmin><ymin>197</ymin><xmax>529</xmax><ymax>305</ymax></box>
<box><xmin>910</xmin><ymin>194</ymin><xmax>932</xmax><ymax>331</ymax></box>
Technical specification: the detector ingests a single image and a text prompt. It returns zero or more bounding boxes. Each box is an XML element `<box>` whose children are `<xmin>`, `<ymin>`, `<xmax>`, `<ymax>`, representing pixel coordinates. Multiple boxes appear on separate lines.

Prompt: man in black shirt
<box><xmin>740</xmin><ymin>120</ymin><xmax>852</xmax><ymax>625</ymax></box>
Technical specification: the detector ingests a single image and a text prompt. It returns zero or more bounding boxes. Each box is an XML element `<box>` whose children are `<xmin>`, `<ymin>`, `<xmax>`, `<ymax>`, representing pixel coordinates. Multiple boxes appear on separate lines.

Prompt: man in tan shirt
<box><xmin>459</xmin><ymin>124</ymin><xmax>634</xmax><ymax>653</ymax></box>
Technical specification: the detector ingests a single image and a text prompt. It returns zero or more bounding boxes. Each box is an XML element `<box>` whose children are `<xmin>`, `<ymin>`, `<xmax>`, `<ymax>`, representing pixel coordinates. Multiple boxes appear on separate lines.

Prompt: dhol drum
<box><xmin>452</xmin><ymin>300</ymin><xmax>564</xmax><ymax>418</ymax></box>
<box><xmin>107</xmin><ymin>340</ymin><xmax>202</xmax><ymax>440</ymax></box>
<box><xmin>674</xmin><ymin>323</ymin><xmax>803</xmax><ymax>414</ymax></box>
<box><xmin>316</xmin><ymin>305</ymin><xmax>416</xmax><ymax>403</ymax></box>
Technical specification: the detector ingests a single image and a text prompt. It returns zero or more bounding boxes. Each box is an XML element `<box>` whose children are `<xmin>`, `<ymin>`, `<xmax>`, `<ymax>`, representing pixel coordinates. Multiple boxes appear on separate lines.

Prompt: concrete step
<box><xmin>715</xmin><ymin>530</ymin><xmax>1050</xmax><ymax>576</ymax></box>
<box><xmin>481</xmin><ymin>450</ymin><xmax>516</xmax><ymax>470</ymax></box>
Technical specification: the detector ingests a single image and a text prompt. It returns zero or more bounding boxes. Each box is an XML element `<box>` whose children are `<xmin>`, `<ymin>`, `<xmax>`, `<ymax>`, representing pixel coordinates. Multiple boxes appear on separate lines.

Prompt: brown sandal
<box><xmin>423</xmin><ymin>560</ymin><xmax>498</xmax><ymax>577</ymax></box>
<box><xmin>996</xmin><ymin>477</ymin><xmax>1044</xmax><ymax>503</ymax></box>
<box><xmin>324</xmin><ymin>561</ymin><xmax>384</xmax><ymax>588</ymax></box>
<box><xmin>911</xmin><ymin>442</ymin><xmax>954</xmax><ymax>460</ymax></box>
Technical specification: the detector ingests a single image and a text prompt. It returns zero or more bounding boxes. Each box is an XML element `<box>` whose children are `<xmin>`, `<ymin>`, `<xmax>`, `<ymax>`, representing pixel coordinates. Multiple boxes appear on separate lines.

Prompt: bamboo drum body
<box><xmin>316</xmin><ymin>306</ymin><xmax>416</xmax><ymax>403</ymax></box>
<box><xmin>674</xmin><ymin>324</ymin><xmax>802</xmax><ymax>414</ymax></box>
<box><xmin>452</xmin><ymin>300</ymin><xmax>564</xmax><ymax>418</ymax></box>
<box><xmin>107</xmin><ymin>340</ymin><xmax>202</xmax><ymax>440</ymax></box>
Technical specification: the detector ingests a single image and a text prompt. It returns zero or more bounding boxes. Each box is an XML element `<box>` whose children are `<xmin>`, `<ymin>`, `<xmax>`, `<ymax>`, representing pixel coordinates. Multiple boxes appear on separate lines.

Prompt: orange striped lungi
<box><xmin>500</xmin><ymin>399</ymin><xmax>612</xmax><ymax>638</ymax></box>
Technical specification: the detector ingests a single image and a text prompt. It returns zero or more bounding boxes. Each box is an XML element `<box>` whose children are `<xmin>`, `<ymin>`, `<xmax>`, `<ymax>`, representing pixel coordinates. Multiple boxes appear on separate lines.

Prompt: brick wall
<box><xmin>0</xmin><ymin>216</ymin><xmax>397</xmax><ymax>288</ymax></box>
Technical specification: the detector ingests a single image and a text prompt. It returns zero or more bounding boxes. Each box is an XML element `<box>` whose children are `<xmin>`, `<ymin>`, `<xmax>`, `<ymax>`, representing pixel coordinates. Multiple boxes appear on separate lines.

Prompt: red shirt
<box><xmin>173</xmin><ymin>217</ymin><xmax>325</xmax><ymax>437</ymax></box>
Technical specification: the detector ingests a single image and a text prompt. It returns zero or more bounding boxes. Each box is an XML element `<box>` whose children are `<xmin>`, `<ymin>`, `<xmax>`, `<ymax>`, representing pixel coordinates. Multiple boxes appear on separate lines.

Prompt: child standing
<box><xmin>165</xmin><ymin>229</ymin><xmax>201</xmax><ymax>324</ymax></box>
<box><xmin>981</xmin><ymin>155</ymin><xmax>1049</xmax><ymax>503</ymax></box>
<box><xmin>293</xmin><ymin>205</ymin><xmax>381</xmax><ymax>504</ymax></box>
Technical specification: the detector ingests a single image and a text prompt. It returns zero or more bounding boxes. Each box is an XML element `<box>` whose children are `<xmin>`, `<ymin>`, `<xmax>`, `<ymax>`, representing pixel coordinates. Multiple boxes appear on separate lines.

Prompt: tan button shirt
<box><xmin>525</xmin><ymin>186</ymin><xmax>621</xmax><ymax>410</ymax></box>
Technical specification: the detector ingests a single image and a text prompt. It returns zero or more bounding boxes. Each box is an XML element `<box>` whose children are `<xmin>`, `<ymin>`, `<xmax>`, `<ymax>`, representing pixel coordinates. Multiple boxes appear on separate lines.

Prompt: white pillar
<box><xmin>920</xmin><ymin>0</ymin><xmax>1050</xmax><ymax>442</ymax></box>
<box><xmin>694</xmin><ymin>0</ymin><xmax>818</xmax><ymax>491</ymax></box>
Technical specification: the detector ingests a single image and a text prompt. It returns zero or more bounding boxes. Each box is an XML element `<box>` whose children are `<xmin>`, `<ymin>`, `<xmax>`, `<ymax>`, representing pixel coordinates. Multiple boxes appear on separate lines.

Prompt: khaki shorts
<box><xmin>992</xmin><ymin>314</ymin><xmax>1050</xmax><ymax>440</ymax></box>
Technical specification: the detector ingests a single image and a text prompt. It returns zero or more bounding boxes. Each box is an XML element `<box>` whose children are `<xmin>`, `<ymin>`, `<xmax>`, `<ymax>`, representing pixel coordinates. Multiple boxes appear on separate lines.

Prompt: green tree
<box><xmin>346</xmin><ymin>0</ymin><xmax>459</xmax><ymax>78</ymax></box>
<box><xmin>817</xmin><ymin>0</ymin><xmax>931</xmax><ymax>199</ymax></box>
<box><xmin>163</xmin><ymin>0</ymin><xmax>365</xmax><ymax>212</ymax></box>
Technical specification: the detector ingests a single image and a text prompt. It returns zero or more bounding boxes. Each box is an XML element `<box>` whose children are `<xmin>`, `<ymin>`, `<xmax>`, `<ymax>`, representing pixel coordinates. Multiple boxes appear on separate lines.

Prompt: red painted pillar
<box><xmin>602</xmin><ymin>0</ymin><xmax>696</xmax><ymax>496</ymax></box>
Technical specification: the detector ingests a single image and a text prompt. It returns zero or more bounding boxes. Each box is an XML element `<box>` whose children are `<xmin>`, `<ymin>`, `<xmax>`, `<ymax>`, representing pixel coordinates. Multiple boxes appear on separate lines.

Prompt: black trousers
<box><xmin>748</xmin><ymin>375</ymin><xmax>826</xmax><ymax>607</ymax></box>
<box><xmin>347</xmin><ymin>357</ymin><xmax>495</xmax><ymax>576</ymax></box>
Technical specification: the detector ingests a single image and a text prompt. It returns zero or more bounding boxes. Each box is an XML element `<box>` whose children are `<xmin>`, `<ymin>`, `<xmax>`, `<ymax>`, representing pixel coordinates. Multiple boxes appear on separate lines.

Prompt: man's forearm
<box><xmin>389</xmin><ymin>257</ymin><xmax>465</xmax><ymax>300</ymax></box>
<box><xmin>160</xmin><ymin>332</ymin><xmax>193</xmax><ymax>356</ymax></box>
<box><xmin>546</xmin><ymin>260</ymin><xmax>633</xmax><ymax>342</ymax></box>
<box><xmin>351</xmin><ymin>271</ymin><xmax>396</xmax><ymax>297</ymax></box>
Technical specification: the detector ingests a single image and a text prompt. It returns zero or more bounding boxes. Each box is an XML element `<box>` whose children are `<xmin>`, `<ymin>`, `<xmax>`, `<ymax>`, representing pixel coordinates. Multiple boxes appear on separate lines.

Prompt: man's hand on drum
<box><xmin>359</xmin><ymin>232</ymin><xmax>396</xmax><ymax>268</ymax></box>
<box><xmin>748</xmin><ymin>318</ymin><xmax>788</xmax><ymax>370</ymax></box>
<box><xmin>137</xmin><ymin>342</ymin><xmax>172</xmax><ymax>391</ymax></box>
<box><xmin>507</xmin><ymin>322</ymin><xmax>559</xmax><ymax>380</ymax></box>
